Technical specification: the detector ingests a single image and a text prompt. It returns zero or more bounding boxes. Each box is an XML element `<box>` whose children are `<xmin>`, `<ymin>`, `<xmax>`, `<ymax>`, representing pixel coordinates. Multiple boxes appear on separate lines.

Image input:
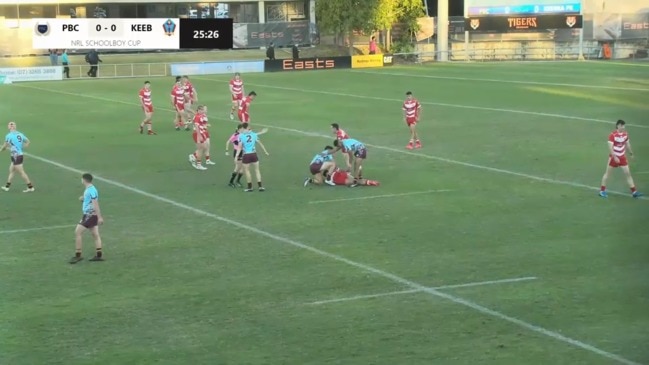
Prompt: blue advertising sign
<box><xmin>468</xmin><ymin>3</ymin><xmax>581</xmax><ymax>16</ymax></box>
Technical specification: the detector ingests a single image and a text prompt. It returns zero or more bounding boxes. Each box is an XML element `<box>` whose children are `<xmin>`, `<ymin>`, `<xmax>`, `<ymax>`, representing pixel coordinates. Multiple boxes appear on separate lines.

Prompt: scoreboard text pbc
<box><xmin>32</xmin><ymin>18</ymin><xmax>233</xmax><ymax>50</ymax></box>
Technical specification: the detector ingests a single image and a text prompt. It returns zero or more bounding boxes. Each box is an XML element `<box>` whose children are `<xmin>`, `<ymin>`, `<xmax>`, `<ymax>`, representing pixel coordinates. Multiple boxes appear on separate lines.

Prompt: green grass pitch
<box><xmin>0</xmin><ymin>59</ymin><xmax>648</xmax><ymax>365</ymax></box>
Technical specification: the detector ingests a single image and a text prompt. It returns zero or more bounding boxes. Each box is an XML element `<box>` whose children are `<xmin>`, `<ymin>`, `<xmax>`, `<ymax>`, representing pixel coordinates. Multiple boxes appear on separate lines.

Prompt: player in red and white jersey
<box><xmin>229</xmin><ymin>72</ymin><xmax>244</xmax><ymax>120</ymax></box>
<box><xmin>327</xmin><ymin>169</ymin><xmax>379</xmax><ymax>187</ymax></box>
<box><xmin>238</xmin><ymin>91</ymin><xmax>256</xmax><ymax>123</ymax></box>
<box><xmin>402</xmin><ymin>91</ymin><xmax>422</xmax><ymax>149</ymax></box>
<box><xmin>331</xmin><ymin>122</ymin><xmax>349</xmax><ymax>141</ymax></box>
<box><xmin>170</xmin><ymin>76</ymin><xmax>189</xmax><ymax>131</ymax></box>
<box><xmin>600</xmin><ymin>120</ymin><xmax>642</xmax><ymax>198</ymax></box>
<box><xmin>138</xmin><ymin>81</ymin><xmax>156</xmax><ymax>135</ymax></box>
<box><xmin>182</xmin><ymin>75</ymin><xmax>197</xmax><ymax>114</ymax></box>
<box><xmin>188</xmin><ymin>105</ymin><xmax>215</xmax><ymax>170</ymax></box>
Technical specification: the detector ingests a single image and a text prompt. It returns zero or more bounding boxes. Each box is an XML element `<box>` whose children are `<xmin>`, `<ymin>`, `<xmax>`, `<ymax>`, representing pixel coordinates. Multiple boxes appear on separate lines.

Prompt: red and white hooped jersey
<box><xmin>336</xmin><ymin>129</ymin><xmax>349</xmax><ymax>140</ymax></box>
<box><xmin>239</xmin><ymin>96</ymin><xmax>252</xmax><ymax>114</ymax></box>
<box><xmin>230</xmin><ymin>78</ymin><xmax>244</xmax><ymax>95</ymax></box>
<box><xmin>139</xmin><ymin>88</ymin><xmax>152</xmax><ymax>107</ymax></box>
<box><xmin>402</xmin><ymin>98</ymin><xmax>421</xmax><ymax>119</ymax></box>
<box><xmin>608</xmin><ymin>131</ymin><xmax>629</xmax><ymax>157</ymax></box>
<box><xmin>171</xmin><ymin>84</ymin><xmax>185</xmax><ymax>104</ymax></box>
<box><xmin>184</xmin><ymin>82</ymin><xmax>195</xmax><ymax>98</ymax></box>
<box><xmin>193</xmin><ymin>113</ymin><xmax>209</xmax><ymax>136</ymax></box>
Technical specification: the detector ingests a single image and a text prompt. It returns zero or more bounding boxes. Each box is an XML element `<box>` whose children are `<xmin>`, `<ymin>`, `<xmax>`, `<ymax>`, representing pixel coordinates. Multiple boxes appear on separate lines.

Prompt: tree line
<box><xmin>315</xmin><ymin>0</ymin><xmax>426</xmax><ymax>52</ymax></box>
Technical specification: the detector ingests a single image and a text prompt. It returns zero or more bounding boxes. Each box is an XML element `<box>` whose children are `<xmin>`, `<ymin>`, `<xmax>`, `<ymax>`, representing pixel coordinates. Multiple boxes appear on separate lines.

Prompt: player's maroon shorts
<box><xmin>406</xmin><ymin>117</ymin><xmax>417</xmax><ymax>126</ymax></box>
<box><xmin>310</xmin><ymin>162</ymin><xmax>323</xmax><ymax>175</ymax></box>
<box><xmin>608</xmin><ymin>155</ymin><xmax>628</xmax><ymax>167</ymax></box>
<box><xmin>242</xmin><ymin>153</ymin><xmax>258</xmax><ymax>164</ymax></box>
<box><xmin>238</xmin><ymin>112</ymin><xmax>250</xmax><ymax>123</ymax></box>
<box><xmin>175</xmin><ymin>103</ymin><xmax>185</xmax><ymax>112</ymax></box>
<box><xmin>143</xmin><ymin>105</ymin><xmax>153</xmax><ymax>113</ymax></box>
<box><xmin>79</xmin><ymin>214</ymin><xmax>98</xmax><ymax>229</ymax></box>
<box><xmin>232</xmin><ymin>93</ymin><xmax>243</xmax><ymax>102</ymax></box>
<box><xmin>354</xmin><ymin>148</ymin><xmax>367</xmax><ymax>159</ymax></box>
<box><xmin>10</xmin><ymin>155</ymin><xmax>24</xmax><ymax>165</ymax></box>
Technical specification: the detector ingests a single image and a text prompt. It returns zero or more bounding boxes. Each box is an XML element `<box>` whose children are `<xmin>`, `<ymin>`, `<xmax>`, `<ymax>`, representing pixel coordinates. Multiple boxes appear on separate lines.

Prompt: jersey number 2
<box><xmin>246</xmin><ymin>135</ymin><xmax>252</xmax><ymax>143</ymax></box>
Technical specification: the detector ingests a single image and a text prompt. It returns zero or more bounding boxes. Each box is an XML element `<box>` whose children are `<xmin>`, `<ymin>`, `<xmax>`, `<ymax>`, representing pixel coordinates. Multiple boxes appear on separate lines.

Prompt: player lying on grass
<box><xmin>304</xmin><ymin>146</ymin><xmax>337</xmax><ymax>186</ymax></box>
<box><xmin>327</xmin><ymin>169</ymin><xmax>379</xmax><ymax>187</ymax></box>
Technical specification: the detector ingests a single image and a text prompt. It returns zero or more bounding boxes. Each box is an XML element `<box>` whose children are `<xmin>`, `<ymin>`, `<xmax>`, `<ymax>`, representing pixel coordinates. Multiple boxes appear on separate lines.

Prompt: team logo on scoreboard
<box><xmin>566</xmin><ymin>16</ymin><xmax>577</xmax><ymax>28</ymax></box>
<box><xmin>470</xmin><ymin>18</ymin><xmax>480</xmax><ymax>30</ymax></box>
<box><xmin>34</xmin><ymin>21</ymin><xmax>50</xmax><ymax>36</ymax></box>
<box><xmin>163</xmin><ymin>19</ymin><xmax>177</xmax><ymax>36</ymax></box>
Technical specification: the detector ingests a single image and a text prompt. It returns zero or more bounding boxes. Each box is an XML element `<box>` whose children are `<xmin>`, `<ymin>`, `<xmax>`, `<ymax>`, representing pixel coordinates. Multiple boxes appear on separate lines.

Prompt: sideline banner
<box><xmin>264</xmin><ymin>57</ymin><xmax>351</xmax><ymax>72</ymax></box>
<box><xmin>465</xmin><ymin>14</ymin><xmax>583</xmax><ymax>32</ymax></box>
<box><xmin>0</xmin><ymin>66</ymin><xmax>62</xmax><ymax>82</ymax></box>
<box><xmin>351</xmin><ymin>54</ymin><xmax>384</xmax><ymax>68</ymax></box>
<box><xmin>170</xmin><ymin>61</ymin><xmax>264</xmax><ymax>76</ymax></box>
<box><xmin>382</xmin><ymin>54</ymin><xmax>394</xmax><ymax>66</ymax></box>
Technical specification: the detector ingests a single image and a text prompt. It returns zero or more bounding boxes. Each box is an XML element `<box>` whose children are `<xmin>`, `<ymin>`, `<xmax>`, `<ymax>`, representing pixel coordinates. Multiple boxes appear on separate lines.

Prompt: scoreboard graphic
<box><xmin>466</xmin><ymin>0</ymin><xmax>582</xmax><ymax>16</ymax></box>
<box><xmin>32</xmin><ymin>18</ymin><xmax>233</xmax><ymax>50</ymax></box>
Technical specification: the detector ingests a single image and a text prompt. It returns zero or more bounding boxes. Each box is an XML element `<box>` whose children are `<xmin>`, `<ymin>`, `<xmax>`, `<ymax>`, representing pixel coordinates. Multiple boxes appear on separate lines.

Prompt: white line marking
<box><xmin>14</xmin><ymin>84</ymin><xmax>647</xmax><ymax>201</ymax></box>
<box><xmin>309</xmin><ymin>189</ymin><xmax>452</xmax><ymax>204</ymax></box>
<box><xmin>197</xmin><ymin>78</ymin><xmax>649</xmax><ymax>129</ymax></box>
<box><xmin>637</xmin><ymin>171</ymin><xmax>649</xmax><ymax>174</ymax></box>
<box><xmin>351</xmin><ymin>70</ymin><xmax>649</xmax><ymax>92</ymax></box>
<box><xmin>24</xmin><ymin>153</ymin><xmax>642</xmax><ymax>365</ymax></box>
<box><xmin>0</xmin><ymin>224</ymin><xmax>76</xmax><ymax>234</ymax></box>
<box><xmin>307</xmin><ymin>276</ymin><xmax>538</xmax><ymax>305</ymax></box>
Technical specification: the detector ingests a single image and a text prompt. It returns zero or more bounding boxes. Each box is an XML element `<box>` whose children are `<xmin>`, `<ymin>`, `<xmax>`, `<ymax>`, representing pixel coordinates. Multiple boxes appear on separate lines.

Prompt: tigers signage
<box><xmin>264</xmin><ymin>57</ymin><xmax>351</xmax><ymax>72</ymax></box>
<box><xmin>465</xmin><ymin>14</ymin><xmax>583</xmax><ymax>32</ymax></box>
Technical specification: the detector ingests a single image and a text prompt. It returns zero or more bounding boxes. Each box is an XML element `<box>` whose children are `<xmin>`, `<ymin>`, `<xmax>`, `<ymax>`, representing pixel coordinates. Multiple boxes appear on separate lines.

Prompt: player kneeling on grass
<box><xmin>599</xmin><ymin>119</ymin><xmax>642</xmax><ymax>198</ymax></box>
<box><xmin>69</xmin><ymin>173</ymin><xmax>104</xmax><ymax>264</ymax></box>
<box><xmin>189</xmin><ymin>105</ymin><xmax>214</xmax><ymax>170</ymax></box>
<box><xmin>237</xmin><ymin>123</ymin><xmax>269</xmax><ymax>192</ymax></box>
<box><xmin>328</xmin><ymin>169</ymin><xmax>379</xmax><ymax>187</ymax></box>
<box><xmin>304</xmin><ymin>146</ymin><xmax>337</xmax><ymax>186</ymax></box>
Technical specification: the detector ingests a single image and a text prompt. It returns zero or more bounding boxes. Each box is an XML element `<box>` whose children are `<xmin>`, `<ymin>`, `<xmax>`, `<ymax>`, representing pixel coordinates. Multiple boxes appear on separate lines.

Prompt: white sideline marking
<box><xmin>199</xmin><ymin>77</ymin><xmax>649</xmax><ymax>129</ymax></box>
<box><xmin>15</xmin><ymin>84</ymin><xmax>647</xmax><ymax>201</ymax></box>
<box><xmin>351</xmin><ymin>70</ymin><xmax>649</xmax><ymax>92</ymax></box>
<box><xmin>309</xmin><ymin>189</ymin><xmax>452</xmax><ymax>204</ymax></box>
<box><xmin>24</xmin><ymin>153</ymin><xmax>642</xmax><ymax>365</ymax></box>
<box><xmin>307</xmin><ymin>276</ymin><xmax>538</xmax><ymax>305</ymax></box>
<box><xmin>0</xmin><ymin>224</ymin><xmax>75</xmax><ymax>234</ymax></box>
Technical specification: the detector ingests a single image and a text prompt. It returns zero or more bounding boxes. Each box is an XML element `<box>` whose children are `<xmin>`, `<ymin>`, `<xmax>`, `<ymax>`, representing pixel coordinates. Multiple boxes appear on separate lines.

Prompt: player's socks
<box><xmin>139</xmin><ymin>124</ymin><xmax>144</xmax><ymax>134</ymax></box>
<box><xmin>601</xmin><ymin>185</ymin><xmax>606</xmax><ymax>192</ymax></box>
<box><xmin>631</xmin><ymin>186</ymin><xmax>637</xmax><ymax>193</ymax></box>
<box><xmin>229</xmin><ymin>172</ymin><xmax>237</xmax><ymax>184</ymax></box>
<box><xmin>247</xmin><ymin>183</ymin><xmax>253</xmax><ymax>189</ymax></box>
<box><xmin>75</xmin><ymin>251</ymin><xmax>81</xmax><ymax>258</ymax></box>
<box><xmin>236</xmin><ymin>173</ymin><xmax>243</xmax><ymax>183</ymax></box>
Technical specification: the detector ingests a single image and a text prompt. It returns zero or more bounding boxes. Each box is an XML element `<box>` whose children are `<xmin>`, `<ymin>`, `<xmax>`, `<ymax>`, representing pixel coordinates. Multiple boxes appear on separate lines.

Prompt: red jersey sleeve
<box><xmin>608</xmin><ymin>132</ymin><xmax>615</xmax><ymax>142</ymax></box>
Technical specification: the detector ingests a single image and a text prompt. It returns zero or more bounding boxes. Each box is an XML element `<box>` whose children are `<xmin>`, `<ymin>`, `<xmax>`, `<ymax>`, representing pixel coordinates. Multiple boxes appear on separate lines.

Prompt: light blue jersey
<box><xmin>82</xmin><ymin>185</ymin><xmax>99</xmax><ymax>215</ymax></box>
<box><xmin>238</xmin><ymin>131</ymin><xmax>258</xmax><ymax>154</ymax></box>
<box><xmin>341</xmin><ymin>138</ymin><xmax>364</xmax><ymax>152</ymax></box>
<box><xmin>310</xmin><ymin>150</ymin><xmax>333</xmax><ymax>164</ymax></box>
<box><xmin>5</xmin><ymin>131</ymin><xmax>28</xmax><ymax>157</ymax></box>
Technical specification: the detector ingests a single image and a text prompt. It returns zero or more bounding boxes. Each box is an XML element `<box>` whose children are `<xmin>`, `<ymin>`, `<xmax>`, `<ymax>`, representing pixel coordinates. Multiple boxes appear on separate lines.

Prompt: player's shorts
<box><xmin>143</xmin><ymin>105</ymin><xmax>153</xmax><ymax>113</ymax></box>
<box><xmin>175</xmin><ymin>103</ymin><xmax>185</xmax><ymax>113</ymax></box>
<box><xmin>333</xmin><ymin>171</ymin><xmax>349</xmax><ymax>185</ymax></box>
<box><xmin>79</xmin><ymin>214</ymin><xmax>98</xmax><ymax>229</ymax></box>
<box><xmin>193</xmin><ymin>132</ymin><xmax>209</xmax><ymax>143</ymax></box>
<box><xmin>242</xmin><ymin>153</ymin><xmax>259</xmax><ymax>164</ymax></box>
<box><xmin>10</xmin><ymin>155</ymin><xmax>24</xmax><ymax>165</ymax></box>
<box><xmin>608</xmin><ymin>155</ymin><xmax>628</xmax><ymax>168</ymax></box>
<box><xmin>406</xmin><ymin>117</ymin><xmax>417</xmax><ymax>126</ymax></box>
<box><xmin>238</xmin><ymin>112</ymin><xmax>250</xmax><ymax>123</ymax></box>
<box><xmin>234</xmin><ymin>149</ymin><xmax>243</xmax><ymax>161</ymax></box>
<box><xmin>310</xmin><ymin>162</ymin><xmax>323</xmax><ymax>175</ymax></box>
<box><xmin>232</xmin><ymin>93</ymin><xmax>243</xmax><ymax>102</ymax></box>
<box><xmin>354</xmin><ymin>148</ymin><xmax>367</xmax><ymax>159</ymax></box>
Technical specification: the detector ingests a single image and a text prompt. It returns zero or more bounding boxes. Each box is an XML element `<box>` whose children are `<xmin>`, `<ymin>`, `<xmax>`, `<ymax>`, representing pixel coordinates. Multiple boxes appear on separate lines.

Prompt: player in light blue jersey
<box><xmin>333</xmin><ymin>137</ymin><xmax>367</xmax><ymax>180</ymax></box>
<box><xmin>0</xmin><ymin>121</ymin><xmax>35</xmax><ymax>192</ymax></box>
<box><xmin>236</xmin><ymin>123</ymin><xmax>269</xmax><ymax>192</ymax></box>
<box><xmin>304</xmin><ymin>146</ymin><xmax>337</xmax><ymax>186</ymax></box>
<box><xmin>70</xmin><ymin>173</ymin><xmax>104</xmax><ymax>264</ymax></box>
